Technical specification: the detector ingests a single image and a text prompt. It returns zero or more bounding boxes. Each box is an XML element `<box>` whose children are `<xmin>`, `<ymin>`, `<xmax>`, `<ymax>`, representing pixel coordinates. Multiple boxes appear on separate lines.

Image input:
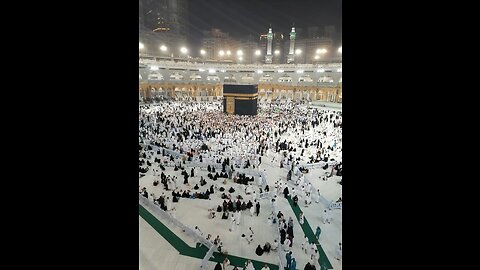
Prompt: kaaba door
<box><xmin>226</xmin><ymin>97</ymin><xmax>235</xmax><ymax>114</ymax></box>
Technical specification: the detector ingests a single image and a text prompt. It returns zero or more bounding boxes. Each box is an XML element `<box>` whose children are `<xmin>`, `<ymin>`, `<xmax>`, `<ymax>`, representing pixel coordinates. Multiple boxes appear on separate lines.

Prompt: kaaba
<box><xmin>223</xmin><ymin>84</ymin><xmax>258</xmax><ymax>115</ymax></box>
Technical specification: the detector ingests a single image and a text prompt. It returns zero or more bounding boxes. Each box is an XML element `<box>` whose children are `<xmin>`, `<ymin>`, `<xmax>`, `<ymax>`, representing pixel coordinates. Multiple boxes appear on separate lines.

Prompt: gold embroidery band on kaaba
<box><xmin>234</xmin><ymin>97</ymin><xmax>258</xmax><ymax>100</ymax></box>
<box><xmin>223</xmin><ymin>93</ymin><xmax>258</xmax><ymax>98</ymax></box>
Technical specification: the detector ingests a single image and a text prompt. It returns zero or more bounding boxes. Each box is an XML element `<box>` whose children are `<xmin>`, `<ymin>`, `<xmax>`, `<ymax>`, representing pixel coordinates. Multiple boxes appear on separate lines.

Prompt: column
<box><xmin>287</xmin><ymin>27</ymin><xmax>296</xmax><ymax>64</ymax></box>
<box><xmin>265</xmin><ymin>27</ymin><xmax>273</xmax><ymax>64</ymax></box>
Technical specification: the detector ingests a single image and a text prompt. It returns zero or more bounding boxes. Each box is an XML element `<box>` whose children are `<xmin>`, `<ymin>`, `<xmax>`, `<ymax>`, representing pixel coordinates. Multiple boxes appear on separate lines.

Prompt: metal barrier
<box><xmin>297</xmin><ymin>160</ymin><xmax>337</xmax><ymax>169</ymax></box>
<box><xmin>188</xmin><ymin>160</ymin><xmax>223</xmax><ymax>170</ymax></box>
<box><xmin>140</xmin><ymin>144</ymin><xmax>184</xmax><ymax>159</ymax></box>
<box><xmin>259</xmin><ymin>192</ymin><xmax>270</xmax><ymax>200</ymax></box>
<box><xmin>199</xmin><ymin>243</ymin><xmax>218</xmax><ymax>270</ymax></box>
<box><xmin>329</xmin><ymin>202</ymin><xmax>342</xmax><ymax>209</ymax></box>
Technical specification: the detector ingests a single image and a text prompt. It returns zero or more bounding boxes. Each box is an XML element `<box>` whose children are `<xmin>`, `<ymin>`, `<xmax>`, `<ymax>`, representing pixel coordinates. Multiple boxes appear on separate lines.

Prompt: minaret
<box><xmin>287</xmin><ymin>26</ymin><xmax>296</xmax><ymax>64</ymax></box>
<box><xmin>265</xmin><ymin>27</ymin><xmax>273</xmax><ymax>64</ymax></box>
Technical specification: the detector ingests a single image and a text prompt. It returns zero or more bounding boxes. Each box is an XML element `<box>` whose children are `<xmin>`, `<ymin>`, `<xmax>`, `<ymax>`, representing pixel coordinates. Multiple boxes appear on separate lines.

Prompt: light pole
<box><xmin>226</xmin><ymin>50</ymin><xmax>231</xmax><ymax>62</ymax></box>
<box><xmin>314</xmin><ymin>48</ymin><xmax>327</xmax><ymax>63</ymax></box>
<box><xmin>254</xmin><ymin>49</ymin><xmax>261</xmax><ymax>64</ymax></box>
<box><xmin>295</xmin><ymin>48</ymin><xmax>302</xmax><ymax>63</ymax></box>
<box><xmin>274</xmin><ymin>49</ymin><xmax>280</xmax><ymax>63</ymax></box>
<box><xmin>219</xmin><ymin>50</ymin><xmax>225</xmax><ymax>62</ymax></box>
<box><xmin>237</xmin><ymin>50</ymin><xmax>243</xmax><ymax>64</ymax></box>
<box><xmin>180</xmin><ymin>47</ymin><xmax>188</xmax><ymax>60</ymax></box>
<box><xmin>159</xmin><ymin>45</ymin><xmax>167</xmax><ymax>60</ymax></box>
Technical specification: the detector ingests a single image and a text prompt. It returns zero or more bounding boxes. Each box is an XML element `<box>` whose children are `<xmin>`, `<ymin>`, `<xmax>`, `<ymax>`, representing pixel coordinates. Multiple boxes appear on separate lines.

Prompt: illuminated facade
<box><xmin>201</xmin><ymin>28</ymin><xmax>240</xmax><ymax>61</ymax></box>
<box><xmin>140</xmin><ymin>0</ymin><xmax>188</xmax><ymax>37</ymax></box>
<box><xmin>138</xmin><ymin>60</ymin><xmax>342</xmax><ymax>103</ymax></box>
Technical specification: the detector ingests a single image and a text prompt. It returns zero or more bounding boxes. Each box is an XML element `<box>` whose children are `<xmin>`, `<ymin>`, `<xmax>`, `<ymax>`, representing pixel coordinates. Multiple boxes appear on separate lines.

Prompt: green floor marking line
<box><xmin>139</xmin><ymin>204</ymin><xmax>200</xmax><ymax>255</ymax></box>
<box><xmin>139</xmin><ymin>204</ymin><xmax>279</xmax><ymax>270</ymax></box>
<box><xmin>287</xmin><ymin>197</ymin><xmax>333</xmax><ymax>270</ymax></box>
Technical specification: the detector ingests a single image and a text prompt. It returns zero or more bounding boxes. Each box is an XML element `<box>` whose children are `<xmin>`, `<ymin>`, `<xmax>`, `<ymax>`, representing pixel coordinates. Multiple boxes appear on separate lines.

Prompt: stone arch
<box><xmin>317</xmin><ymin>90</ymin><xmax>324</xmax><ymax>101</ymax></box>
<box><xmin>294</xmin><ymin>90</ymin><xmax>303</xmax><ymax>100</ymax></box>
<box><xmin>303</xmin><ymin>91</ymin><xmax>311</xmax><ymax>100</ymax></box>
<box><xmin>286</xmin><ymin>89</ymin><xmax>294</xmax><ymax>100</ymax></box>
<box><xmin>199</xmin><ymin>89</ymin><xmax>207</xmax><ymax>96</ymax></box>
<box><xmin>214</xmin><ymin>87</ymin><xmax>221</xmax><ymax>96</ymax></box>
<box><xmin>278</xmin><ymin>89</ymin><xmax>287</xmax><ymax>100</ymax></box>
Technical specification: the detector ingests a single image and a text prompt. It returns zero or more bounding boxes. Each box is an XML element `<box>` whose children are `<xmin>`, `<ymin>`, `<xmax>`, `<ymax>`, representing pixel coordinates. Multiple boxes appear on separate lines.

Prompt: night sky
<box><xmin>187</xmin><ymin>0</ymin><xmax>342</xmax><ymax>44</ymax></box>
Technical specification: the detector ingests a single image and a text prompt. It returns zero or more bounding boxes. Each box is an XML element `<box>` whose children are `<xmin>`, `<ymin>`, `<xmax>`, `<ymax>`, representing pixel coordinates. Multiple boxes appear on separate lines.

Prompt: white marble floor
<box><xmin>139</xmin><ymin>104</ymin><xmax>342</xmax><ymax>270</ymax></box>
<box><xmin>140</xmin><ymin>155</ymin><xmax>342</xmax><ymax>270</ymax></box>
